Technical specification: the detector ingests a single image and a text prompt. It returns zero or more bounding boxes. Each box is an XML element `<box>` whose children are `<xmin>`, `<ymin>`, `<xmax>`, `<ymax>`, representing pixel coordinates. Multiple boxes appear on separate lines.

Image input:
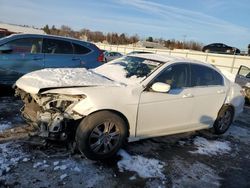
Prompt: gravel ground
<box><xmin>0</xmin><ymin>94</ymin><xmax>249</xmax><ymax>188</ymax></box>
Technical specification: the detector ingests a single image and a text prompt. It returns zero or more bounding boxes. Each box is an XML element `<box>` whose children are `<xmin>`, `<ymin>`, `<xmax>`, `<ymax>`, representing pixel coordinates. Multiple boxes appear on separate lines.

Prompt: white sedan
<box><xmin>15</xmin><ymin>54</ymin><xmax>245</xmax><ymax>160</ymax></box>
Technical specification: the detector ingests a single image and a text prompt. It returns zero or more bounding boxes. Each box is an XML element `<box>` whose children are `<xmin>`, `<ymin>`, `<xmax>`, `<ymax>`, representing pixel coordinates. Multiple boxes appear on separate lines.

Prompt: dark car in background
<box><xmin>202</xmin><ymin>43</ymin><xmax>240</xmax><ymax>55</ymax></box>
<box><xmin>235</xmin><ymin>65</ymin><xmax>250</xmax><ymax>103</ymax></box>
<box><xmin>0</xmin><ymin>34</ymin><xmax>104</xmax><ymax>86</ymax></box>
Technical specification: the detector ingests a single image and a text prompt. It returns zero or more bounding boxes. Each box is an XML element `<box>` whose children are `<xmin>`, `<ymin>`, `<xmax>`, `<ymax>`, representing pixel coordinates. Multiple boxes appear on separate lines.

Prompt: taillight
<box><xmin>97</xmin><ymin>51</ymin><xmax>104</xmax><ymax>63</ymax></box>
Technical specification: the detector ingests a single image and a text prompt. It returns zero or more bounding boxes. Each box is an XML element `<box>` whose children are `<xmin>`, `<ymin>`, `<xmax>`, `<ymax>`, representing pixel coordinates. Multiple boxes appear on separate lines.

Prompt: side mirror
<box><xmin>151</xmin><ymin>82</ymin><xmax>171</xmax><ymax>93</ymax></box>
<box><xmin>0</xmin><ymin>45</ymin><xmax>13</xmax><ymax>53</ymax></box>
<box><xmin>0</xmin><ymin>45</ymin><xmax>12</xmax><ymax>52</ymax></box>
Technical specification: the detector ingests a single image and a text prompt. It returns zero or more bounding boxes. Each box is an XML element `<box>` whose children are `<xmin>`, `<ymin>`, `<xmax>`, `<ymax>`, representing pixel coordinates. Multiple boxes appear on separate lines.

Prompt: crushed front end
<box><xmin>15</xmin><ymin>88</ymin><xmax>85</xmax><ymax>141</ymax></box>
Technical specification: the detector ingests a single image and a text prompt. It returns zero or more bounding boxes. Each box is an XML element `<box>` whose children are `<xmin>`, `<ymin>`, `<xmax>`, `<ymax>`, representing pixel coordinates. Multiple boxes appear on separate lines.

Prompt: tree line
<box><xmin>43</xmin><ymin>25</ymin><xmax>203</xmax><ymax>51</ymax></box>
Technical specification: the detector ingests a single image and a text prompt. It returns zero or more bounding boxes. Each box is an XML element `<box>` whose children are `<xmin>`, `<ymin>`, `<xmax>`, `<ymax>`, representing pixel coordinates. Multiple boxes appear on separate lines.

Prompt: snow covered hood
<box><xmin>15</xmin><ymin>68</ymin><xmax>120</xmax><ymax>94</ymax></box>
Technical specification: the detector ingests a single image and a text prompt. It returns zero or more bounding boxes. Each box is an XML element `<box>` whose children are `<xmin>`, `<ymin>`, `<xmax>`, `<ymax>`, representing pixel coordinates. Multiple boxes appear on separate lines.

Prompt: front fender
<box><xmin>73</xmin><ymin>97</ymin><xmax>97</xmax><ymax>116</ymax></box>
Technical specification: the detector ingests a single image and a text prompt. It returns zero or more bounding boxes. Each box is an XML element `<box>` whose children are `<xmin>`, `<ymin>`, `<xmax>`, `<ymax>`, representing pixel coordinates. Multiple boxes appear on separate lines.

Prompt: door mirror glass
<box><xmin>151</xmin><ymin>82</ymin><xmax>171</xmax><ymax>93</ymax></box>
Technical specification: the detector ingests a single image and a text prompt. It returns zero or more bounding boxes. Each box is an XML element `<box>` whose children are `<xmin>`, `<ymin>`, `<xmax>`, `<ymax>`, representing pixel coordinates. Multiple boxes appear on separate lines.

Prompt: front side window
<box><xmin>152</xmin><ymin>64</ymin><xmax>190</xmax><ymax>89</ymax></box>
<box><xmin>191</xmin><ymin>64</ymin><xmax>223</xmax><ymax>87</ymax></box>
<box><xmin>0</xmin><ymin>38</ymin><xmax>42</xmax><ymax>54</ymax></box>
<box><xmin>43</xmin><ymin>38</ymin><xmax>73</xmax><ymax>54</ymax></box>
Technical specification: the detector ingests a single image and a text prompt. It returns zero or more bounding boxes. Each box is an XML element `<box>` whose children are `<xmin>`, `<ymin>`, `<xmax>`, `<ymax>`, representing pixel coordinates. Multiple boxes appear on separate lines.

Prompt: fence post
<box><xmin>205</xmin><ymin>53</ymin><xmax>208</xmax><ymax>62</ymax></box>
<box><xmin>231</xmin><ymin>54</ymin><xmax>236</xmax><ymax>73</ymax></box>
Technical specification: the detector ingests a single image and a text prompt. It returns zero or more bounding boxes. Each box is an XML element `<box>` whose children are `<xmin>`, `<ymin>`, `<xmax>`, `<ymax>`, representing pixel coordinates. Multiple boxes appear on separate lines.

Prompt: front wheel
<box><xmin>76</xmin><ymin>111</ymin><xmax>128</xmax><ymax>160</ymax></box>
<box><xmin>213</xmin><ymin>106</ymin><xmax>234</xmax><ymax>134</ymax></box>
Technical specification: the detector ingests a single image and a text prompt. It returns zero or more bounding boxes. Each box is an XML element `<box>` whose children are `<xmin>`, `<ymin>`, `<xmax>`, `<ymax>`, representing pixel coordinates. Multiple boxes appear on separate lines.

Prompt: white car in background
<box><xmin>104</xmin><ymin>51</ymin><xmax>123</xmax><ymax>62</ymax></box>
<box><xmin>15</xmin><ymin>54</ymin><xmax>245</xmax><ymax>160</ymax></box>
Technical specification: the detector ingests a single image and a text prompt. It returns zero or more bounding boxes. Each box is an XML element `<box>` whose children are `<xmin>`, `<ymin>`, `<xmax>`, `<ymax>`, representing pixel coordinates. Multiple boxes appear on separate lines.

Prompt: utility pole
<box><xmin>183</xmin><ymin>35</ymin><xmax>187</xmax><ymax>49</ymax></box>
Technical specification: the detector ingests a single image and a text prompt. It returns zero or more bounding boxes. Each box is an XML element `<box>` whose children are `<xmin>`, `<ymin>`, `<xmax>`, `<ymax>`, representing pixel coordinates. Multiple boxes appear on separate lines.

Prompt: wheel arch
<box><xmin>219</xmin><ymin>103</ymin><xmax>235</xmax><ymax>117</ymax></box>
<box><xmin>86</xmin><ymin>109</ymin><xmax>130</xmax><ymax>137</ymax></box>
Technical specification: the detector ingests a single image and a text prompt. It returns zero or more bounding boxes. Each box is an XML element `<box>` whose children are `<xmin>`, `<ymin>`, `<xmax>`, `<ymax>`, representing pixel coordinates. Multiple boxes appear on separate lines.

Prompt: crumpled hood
<box><xmin>15</xmin><ymin>68</ymin><xmax>121</xmax><ymax>94</ymax></box>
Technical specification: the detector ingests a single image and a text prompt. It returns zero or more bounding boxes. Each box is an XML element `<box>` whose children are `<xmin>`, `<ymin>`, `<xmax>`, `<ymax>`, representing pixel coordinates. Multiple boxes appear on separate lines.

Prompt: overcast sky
<box><xmin>0</xmin><ymin>0</ymin><xmax>250</xmax><ymax>49</ymax></box>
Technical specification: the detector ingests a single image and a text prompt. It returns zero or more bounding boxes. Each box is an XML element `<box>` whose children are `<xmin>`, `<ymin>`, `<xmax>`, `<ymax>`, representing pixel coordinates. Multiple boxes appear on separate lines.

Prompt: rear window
<box><xmin>73</xmin><ymin>43</ymin><xmax>91</xmax><ymax>54</ymax></box>
<box><xmin>191</xmin><ymin>64</ymin><xmax>223</xmax><ymax>86</ymax></box>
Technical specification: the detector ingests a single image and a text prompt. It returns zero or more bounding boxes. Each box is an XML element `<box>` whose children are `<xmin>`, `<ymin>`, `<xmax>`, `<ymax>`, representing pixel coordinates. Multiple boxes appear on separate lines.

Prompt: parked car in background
<box><xmin>104</xmin><ymin>51</ymin><xmax>123</xmax><ymax>62</ymax></box>
<box><xmin>235</xmin><ymin>65</ymin><xmax>250</xmax><ymax>103</ymax></box>
<box><xmin>127</xmin><ymin>51</ymin><xmax>154</xmax><ymax>55</ymax></box>
<box><xmin>0</xmin><ymin>34</ymin><xmax>104</xmax><ymax>86</ymax></box>
<box><xmin>15</xmin><ymin>54</ymin><xmax>244</xmax><ymax>160</ymax></box>
<box><xmin>202</xmin><ymin>43</ymin><xmax>240</xmax><ymax>55</ymax></box>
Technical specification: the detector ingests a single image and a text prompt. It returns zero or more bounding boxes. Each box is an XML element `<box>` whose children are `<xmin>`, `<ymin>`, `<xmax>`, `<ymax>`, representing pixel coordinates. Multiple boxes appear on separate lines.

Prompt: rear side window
<box><xmin>73</xmin><ymin>43</ymin><xmax>91</xmax><ymax>54</ymax></box>
<box><xmin>153</xmin><ymin>64</ymin><xmax>190</xmax><ymax>89</ymax></box>
<box><xmin>43</xmin><ymin>38</ymin><xmax>73</xmax><ymax>54</ymax></box>
<box><xmin>191</xmin><ymin>64</ymin><xmax>223</xmax><ymax>87</ymax></box>
<box><xmin>0</xmin><ymin>38</ymin><xmax>42</xmax><ymax>54</ymax></box>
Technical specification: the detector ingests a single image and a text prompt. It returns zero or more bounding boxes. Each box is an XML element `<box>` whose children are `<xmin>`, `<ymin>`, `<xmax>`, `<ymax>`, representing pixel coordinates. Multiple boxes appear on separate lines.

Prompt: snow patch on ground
<box><xmin>172</xmin><ymin>160</ymin><xmax>221</xmax><ymax>188</ymax></box>
<box><xmin>52</xmin><ymin>159</ymin><xmax>110</xmax><ymax>187</ymax></box>
<box><xmin>0</xmin><ymin>122</ymin><xmax>12</xmax><ymax>132</ymax></box>
<box><xmin>225</xmin><ymin>124</ymin><xmax>250</xmax><ymax>144</ymax></box>
<box><xmin>117</xmin><ymin>149</ymin><xmax>165</xmax><ymax>179</ymax></box>
<box><xmin>190</xmin><ymin>136</ymin><xmax>231</xmax><ymax>155</ymax></box>
<box><xmin>0</xmin><ymin>142</ymin><xmax>29</xmax><ymax>176</ymax></box>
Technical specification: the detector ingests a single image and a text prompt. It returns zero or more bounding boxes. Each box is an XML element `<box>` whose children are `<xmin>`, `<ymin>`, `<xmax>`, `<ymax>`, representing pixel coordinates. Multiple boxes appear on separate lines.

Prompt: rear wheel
<box><xmin>213</xmin><ymin>106</ymin><xmax>234</xmax><ymax>134</ymax></box>
<box><xmin>76</xmin><ymin>111</ymin><xmax>128</xmax><ymax>160</ymax></box>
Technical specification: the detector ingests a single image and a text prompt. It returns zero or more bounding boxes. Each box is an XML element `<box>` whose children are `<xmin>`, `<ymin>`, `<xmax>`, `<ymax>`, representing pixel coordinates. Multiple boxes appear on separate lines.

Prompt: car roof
<box><xmin>1</xmin><ymin>33</ymin><xmax>92</xmax><ymax>45</ymax></box>
<box><xmin>128</xmin><ymin>53</ymin><xmax>217</xmax><ymax>69</ymax></box>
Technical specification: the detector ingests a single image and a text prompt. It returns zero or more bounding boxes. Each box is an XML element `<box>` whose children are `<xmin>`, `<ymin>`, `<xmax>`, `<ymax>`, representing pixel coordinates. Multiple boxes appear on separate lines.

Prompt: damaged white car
<box><xmin>15</xmin><ymin>54</ymin><xmax>245</xmax><ymax>160</ymax></box>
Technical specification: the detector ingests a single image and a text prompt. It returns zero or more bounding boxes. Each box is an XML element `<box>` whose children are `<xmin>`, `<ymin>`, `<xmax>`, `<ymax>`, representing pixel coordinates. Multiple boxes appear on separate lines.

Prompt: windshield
<box><xmin>93</xmin><ymin>56</ymin><xmax>162</xmax><ymax>85</ymax></box>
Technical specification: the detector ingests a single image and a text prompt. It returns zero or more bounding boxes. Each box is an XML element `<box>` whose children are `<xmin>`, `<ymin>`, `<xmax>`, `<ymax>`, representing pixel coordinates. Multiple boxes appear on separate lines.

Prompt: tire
<box><xmin>213</xmin><ymin>106</ymin><xmax>234</xmax><ymax>134</ymax></box>
<box><xmin>76</xmin><ymin>111</ymin><xmax>128</xmax><ymax>160</ymax></box>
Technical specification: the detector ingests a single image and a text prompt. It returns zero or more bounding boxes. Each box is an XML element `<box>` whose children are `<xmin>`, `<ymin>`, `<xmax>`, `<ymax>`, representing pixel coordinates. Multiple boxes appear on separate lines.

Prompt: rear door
<box><xmin>235</xmin><ymin>65</ymin><xmax>250</xmax><ymax>86</ymax></box>
<box><xmin>43</xmin><ymin>38</ymin><xmax>80</xmax><ymax>68</ymax></box>
<box><xmin>71</xmin><ymin>42</ymin><xmax>93</xmax><ymax>68</ymax></box>
<box><xmin>0</xmin><ymin>37</ymin><xmax>44</xmax><ymax>85</ymax></box>
<box><xmin>190</xmin><ymin>64</ymin><xmax>227</xmax><ymax>127</ymax></box>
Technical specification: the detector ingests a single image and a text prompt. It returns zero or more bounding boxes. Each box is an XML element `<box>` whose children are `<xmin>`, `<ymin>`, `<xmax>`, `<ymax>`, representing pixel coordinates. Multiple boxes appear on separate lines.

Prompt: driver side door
<box><xmin>136</xmin><ymin>63</ymin><xmax>194</xmax><ymax>138</ymax></box>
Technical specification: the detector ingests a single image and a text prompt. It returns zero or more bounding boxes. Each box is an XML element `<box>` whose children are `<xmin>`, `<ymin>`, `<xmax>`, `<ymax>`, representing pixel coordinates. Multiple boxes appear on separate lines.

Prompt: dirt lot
<box><xmin>0</xmin><ymin>93</ymin><xmax>250</xmax><ymax>188</ymax></box>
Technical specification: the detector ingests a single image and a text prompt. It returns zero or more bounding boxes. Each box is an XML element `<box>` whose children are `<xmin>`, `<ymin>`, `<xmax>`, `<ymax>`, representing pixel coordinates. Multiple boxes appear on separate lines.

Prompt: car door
<box><xmin>43</xmin><ymin>38</ymin><xmax>80</xmax><ymax>68</ymax></box>
<box><xmin>71</xmin><ymin>42</ymin><xmax>93</xmax><ymax>68</ymax></box>
<box><xmin>0</xmin><ymin>37</ymin><xmax>44</xmax><ymax>85</ymax></box>
<box><xmin>235</xmin><ymin>65</ymin><xmax>250</xmax><ymax>86</ymax></box>
<box><xmin>137</xmin><ymin>63</ymin><xmax>194</xmax><ymax>138</ymax></box>
<box><xmin>190</xmin><ymin>64</ymin><xmax>227</xmax><ymax>127</ymax></box>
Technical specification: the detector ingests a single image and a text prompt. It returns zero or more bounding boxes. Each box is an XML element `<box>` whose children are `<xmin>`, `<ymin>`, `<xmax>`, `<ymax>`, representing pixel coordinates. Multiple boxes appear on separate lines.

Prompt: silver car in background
<box><xmin>104</xmin><ymin>51</ymin><xmax>123</xmax><ymax>62</ymax></box>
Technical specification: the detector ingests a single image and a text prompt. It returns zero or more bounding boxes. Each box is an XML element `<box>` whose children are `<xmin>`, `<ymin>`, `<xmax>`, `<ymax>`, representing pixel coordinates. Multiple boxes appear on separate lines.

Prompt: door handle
<box><xmin>32</xmin><ymin>57</ymin><xmax>43</xmax><ymax>61</ymax></box>
<box><xmin>217</xmin><ymin>89</ymin><xmax>225</xmax><ymax>94</ymax></box>
<box><xmin>72</xmin><ymin>57</ymin><xmax>80</xmax><ymax>61</ymax></box>
<box><xmin>182</xmin><ymin>93</ymin><xmax>193</xmax><ymax>98</ymax></box>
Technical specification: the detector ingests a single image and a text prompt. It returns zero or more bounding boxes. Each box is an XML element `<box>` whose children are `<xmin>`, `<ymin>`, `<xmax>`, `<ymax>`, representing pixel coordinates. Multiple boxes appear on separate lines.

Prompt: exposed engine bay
<box><xmin>15</xmin><ymin>88</ymin><xmax>85</xmax><ymax>140</ymax></box>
